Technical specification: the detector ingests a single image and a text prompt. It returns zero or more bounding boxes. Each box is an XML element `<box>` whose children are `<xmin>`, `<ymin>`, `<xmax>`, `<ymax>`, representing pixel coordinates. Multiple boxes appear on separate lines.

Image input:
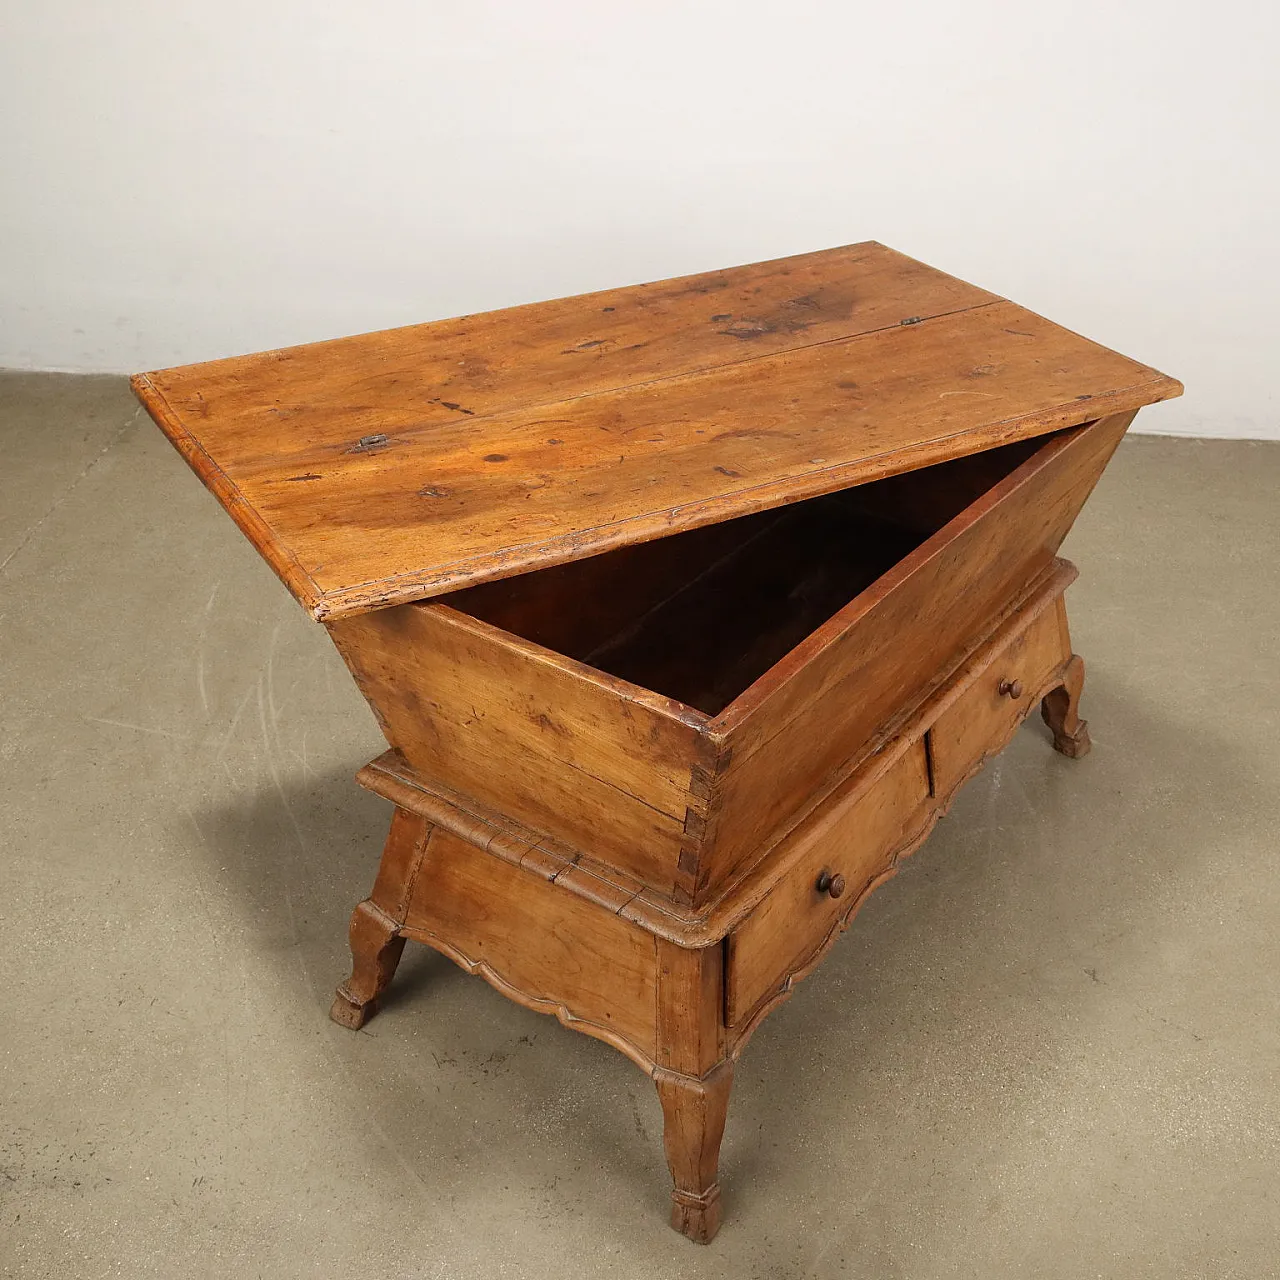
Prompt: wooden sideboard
<box><xmin>133</xmin><ymin>242</ymin><xmax>1181</xmax><ymax>1242</ymax></box>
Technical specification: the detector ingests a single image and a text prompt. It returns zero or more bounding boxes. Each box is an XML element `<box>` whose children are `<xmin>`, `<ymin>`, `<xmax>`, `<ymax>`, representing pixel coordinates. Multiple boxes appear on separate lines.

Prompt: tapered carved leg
<box><xmin>655</xmin><ymin>1061</ymin><xmax>734</xmax><ymax>1243</ymax></box>
<box><xmin>1041</xmin><ymin>653</ymin><xmax>1091</xmax><ymax>758</ymax></box>
<box><xmin>330</xmin><ymin>807</ymin><xmax>432</xmax><ymax>1029</ymax></box>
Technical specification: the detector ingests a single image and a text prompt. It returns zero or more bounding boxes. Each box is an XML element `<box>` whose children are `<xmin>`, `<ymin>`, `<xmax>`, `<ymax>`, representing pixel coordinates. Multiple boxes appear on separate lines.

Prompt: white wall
<box><xmin>2</xmin><ymin>1</ymin><xmax>1277</xmax><ymax>437</ymax></box>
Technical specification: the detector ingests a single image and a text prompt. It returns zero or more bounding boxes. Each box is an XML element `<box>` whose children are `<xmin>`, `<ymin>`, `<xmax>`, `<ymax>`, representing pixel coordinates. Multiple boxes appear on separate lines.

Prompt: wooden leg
<box><xmin>330</xmin><ymin>901</ymin><xmax>407</xmax><ymax>1028</ymax></box>
<box><xmin>330</xmin><ymin>807</ymin><xmax>431</xmax><ymax>1029</ymax></box>
<box><xmin>654</xmin><ymin>1061</ymin><xmax>734</xmax><ymax>1244</ymax></box>
<box><xmin>1041</xmin><ymin>653</ymin><xmax>1092</xmax><ymax>759</ymax></box>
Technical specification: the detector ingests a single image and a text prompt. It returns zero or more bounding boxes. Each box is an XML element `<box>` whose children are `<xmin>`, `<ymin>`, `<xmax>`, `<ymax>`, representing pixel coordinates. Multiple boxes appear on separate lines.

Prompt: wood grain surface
<box><xmin>327</xmin><ymin>599</ymin><xmax>702</xmax><ymax>893</ymax></box>
<box><xmin>132</xmin><ymin>242</ymin><xmax>1180</xmax><ymax>619</ymax></box>
<box><xmin>349</xmin><ymin>561</ymin><xmax>1081</xmax><ymax>950</ymax></box>
<box><xmin>685</xmin><ymin>412</ymin><xmax>1132</xmax><ymax>900</ymax></box>
<box><xmin>402</xmin><ymin>826</ymin><xmax>659</xmax><ymax>1063</ymax></box>
<box><xmin>331</xmin><ymin>417</ymin><xmax>1129</xmax><ymax>903</ymax></box>
<box><xmin>724</xmin><ymin>741</ymin><xmax>931</xmax><ymax>1025</ymax></box>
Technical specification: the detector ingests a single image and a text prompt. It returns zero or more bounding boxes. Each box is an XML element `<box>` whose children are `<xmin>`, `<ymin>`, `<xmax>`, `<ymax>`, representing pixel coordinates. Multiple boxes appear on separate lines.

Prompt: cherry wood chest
<box><xmin>133</xmin><ymin>243</ymin><xmax>1181</xmax><ymax>1242</ymax></box>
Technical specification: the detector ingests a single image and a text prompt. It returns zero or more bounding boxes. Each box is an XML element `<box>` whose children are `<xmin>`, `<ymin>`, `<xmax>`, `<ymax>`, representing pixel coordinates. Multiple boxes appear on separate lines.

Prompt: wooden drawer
<box><xmin>724</xmin><ymin>741</ymin><xmax>931</xmax><ymax>1027</ymax></box>
<box><xmin>928</xmin><ymin>603</ymin><xmax>1070</xmax><ymax>800</ymax></box>
<box><xmin>329</xmin><ymin>414</ymin><xmax>1128</xmax><ymax>909</ymax></box>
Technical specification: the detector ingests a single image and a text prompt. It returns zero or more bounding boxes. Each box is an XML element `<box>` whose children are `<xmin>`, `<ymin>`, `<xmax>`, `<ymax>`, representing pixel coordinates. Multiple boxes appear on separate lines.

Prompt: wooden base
<box><xmin>330</xmin><ymin>589</ymin><xmax>1095</xmax><ymax>1242</ymax></box>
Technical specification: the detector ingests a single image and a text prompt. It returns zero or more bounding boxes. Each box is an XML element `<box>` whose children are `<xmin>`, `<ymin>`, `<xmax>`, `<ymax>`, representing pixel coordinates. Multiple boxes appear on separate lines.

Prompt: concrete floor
<box><xmin>0</xmin><ymin>370</ymin><xmax>1277</xmax><ymax>1280</ymax></box>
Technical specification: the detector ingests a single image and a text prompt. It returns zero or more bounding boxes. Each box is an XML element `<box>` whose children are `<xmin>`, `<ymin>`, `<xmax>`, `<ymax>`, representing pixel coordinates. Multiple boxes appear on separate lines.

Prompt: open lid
<box><xmin>132</xmin><ymin>242</ymin><xmax>1181</xmax><ymax>621</ymax></box>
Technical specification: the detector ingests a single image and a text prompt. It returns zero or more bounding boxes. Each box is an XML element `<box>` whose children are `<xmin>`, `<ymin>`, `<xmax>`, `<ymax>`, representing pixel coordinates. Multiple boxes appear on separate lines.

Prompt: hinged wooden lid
<box><xmin>132</xmin><ymin>242</ymin><xmax>1181</xmax><ymax>620</ymax></box>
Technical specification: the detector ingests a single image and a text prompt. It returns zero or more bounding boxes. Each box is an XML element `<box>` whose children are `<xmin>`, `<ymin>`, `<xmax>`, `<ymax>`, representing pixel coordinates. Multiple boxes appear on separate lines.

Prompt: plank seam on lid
<box><xmin>215</xmin><ymin>297</ymin><xmax>1004</xmax><ymax>440</ymax></box>
<box><xmin>139</xmin><ymin>240</ymin><xmax>978</xmax><ymax>396</ymax></box>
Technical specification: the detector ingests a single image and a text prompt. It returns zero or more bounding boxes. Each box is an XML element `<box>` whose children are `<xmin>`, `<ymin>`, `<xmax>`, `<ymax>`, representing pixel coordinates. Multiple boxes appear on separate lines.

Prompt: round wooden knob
<box><xmin>816</xmin><ymin>869</ymin><xmax>847</xmax><ymax>899</ymax></box>
<box><xmin>998</xmin><ymin>678</ymin><xmax>1023</xmax><ymax>699</ymax></box>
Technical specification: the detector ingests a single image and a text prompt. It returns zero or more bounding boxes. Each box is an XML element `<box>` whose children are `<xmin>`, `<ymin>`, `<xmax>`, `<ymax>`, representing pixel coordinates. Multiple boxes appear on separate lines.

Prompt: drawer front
<box><xmin>929</xmin><ymin>604</ymin><xmax>1069</xmax><ymax>800</ymax></box>
<box><xmin>726</xmin><ymin>740</ymin><xmax>930</xmax><ymax>1026</ymax></box>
